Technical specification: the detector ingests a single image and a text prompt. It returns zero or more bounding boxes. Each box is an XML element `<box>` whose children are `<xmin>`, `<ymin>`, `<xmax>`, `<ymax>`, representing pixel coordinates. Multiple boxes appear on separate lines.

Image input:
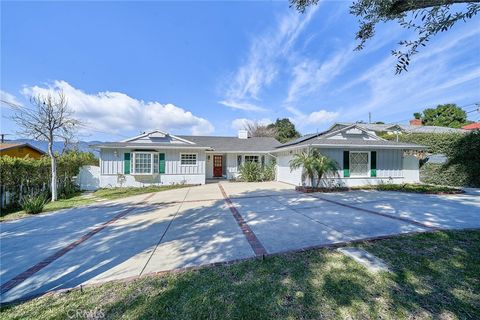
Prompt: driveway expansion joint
<box><xmin>139</xmin><ymin>188</ymin><xmax>191</xmax><ymax>276</ymax></box>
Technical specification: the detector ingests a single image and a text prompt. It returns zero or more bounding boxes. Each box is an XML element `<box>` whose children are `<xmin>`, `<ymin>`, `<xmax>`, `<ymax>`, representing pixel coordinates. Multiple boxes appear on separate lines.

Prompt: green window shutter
<box><xmin>343</xmin><ymin>151</ymin><xmax>350</xmax><ymax>177</ymax></box>
<box><xmin>371</xmin><ymin>151</ymin><xmax>377</xmax><ymax>177</ymax></box>
<box><xmin>159</xmin><ymin>153</ymin><xmax>165</xmax><ymax>174</ymax></box>
<box><xmin>124</xmin><ymin>152</ymin><xmax>131</xmax><ymax>174</ymax></box>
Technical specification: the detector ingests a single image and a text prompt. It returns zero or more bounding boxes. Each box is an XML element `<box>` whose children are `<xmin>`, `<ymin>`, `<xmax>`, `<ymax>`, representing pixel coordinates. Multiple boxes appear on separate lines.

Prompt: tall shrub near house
<box><xmin>384</xmin><ymin>132</ymin><xmax>480</xmax><ymax>187</ymax></box>
<box><xmin>0</xmin><ymin>151</ymin><xmax>98</xmax><ymax>209</ymax></box>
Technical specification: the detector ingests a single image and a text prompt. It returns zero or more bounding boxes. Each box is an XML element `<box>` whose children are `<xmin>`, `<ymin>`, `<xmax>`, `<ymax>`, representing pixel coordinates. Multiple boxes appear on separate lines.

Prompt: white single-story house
<box><xmin>93</xmin><ymin>124</ymin><xmax>424</xmax><ymax>188</ymax></box>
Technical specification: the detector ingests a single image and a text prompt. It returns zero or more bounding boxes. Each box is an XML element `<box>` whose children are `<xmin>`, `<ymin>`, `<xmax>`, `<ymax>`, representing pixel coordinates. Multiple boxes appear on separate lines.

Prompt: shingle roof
<box><xmin>398</xmin><ymin>125</ymin><xmax>467</xmax><ymax>134</ymax></box>
<box><xmin>93</xmin><ymin>136</ymin><xmax>281</xmax><ymax>152</ymax></box>
<box><xmin>286</xmin><ymin>138</ymin><xmax>423</xmax><ymax>149</ymax></box>
<box><xmin>178</xmin><ymin>136</ymin><xmax>281</xmax><ymax>152</ymax></box>
<box><xmin>337</xmin><ymin>122</ymin><xmax>466</xmax><ymax>134</ymax></box>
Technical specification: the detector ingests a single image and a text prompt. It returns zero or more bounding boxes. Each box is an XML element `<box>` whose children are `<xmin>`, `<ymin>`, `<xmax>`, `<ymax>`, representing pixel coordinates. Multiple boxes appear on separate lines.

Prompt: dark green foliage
<box><xmin>385</xmin><ymin>132</ymin><xmax>464</xmax><ymax>154</ymax></box>
<box><xmin>417</xmin><ymin>103</ymin><xmax>469</xmax><ymax>128</ymax></box>
<box><xmin>445</xmin><ymin>130</ymin><xmax>480</xmax><ymax>186</ymax></box>
<box><xmin>267</xmin><ymin>118</ymin><xmax>301</xmax><ymax>143</ymax></box>
<box><xmin>0</xmin><ymin>151</ymin><xmax>98</xmax><ymax>208</ymax></box>
<box><xmin>21</xmin><ymin>194</ymin><xmax>47</xmax><ymax>214</ymax></box>
<box><xmin>420</xmin><ymin>163</ymin><xmax>469</xmax><ymax>187</ymax></box>
<box><xmin>384</xmin><ymin>131</ymin><xmax>480</xmax><ymax>187</ymax></box>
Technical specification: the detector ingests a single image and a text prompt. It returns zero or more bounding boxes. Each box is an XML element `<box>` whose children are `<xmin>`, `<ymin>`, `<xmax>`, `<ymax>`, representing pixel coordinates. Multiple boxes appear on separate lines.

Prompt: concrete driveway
<box><xmin>1</xmin><ymin>182</ymin><xmax>479</xmax><ymax>303</ymax></box>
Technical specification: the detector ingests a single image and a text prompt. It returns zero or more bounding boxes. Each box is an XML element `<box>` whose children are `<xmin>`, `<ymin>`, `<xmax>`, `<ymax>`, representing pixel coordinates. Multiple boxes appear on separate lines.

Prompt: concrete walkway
<box><xmin>1</xmin><ymin>182</ymin><xmax>479</xmax><ymax>303</ymax></box>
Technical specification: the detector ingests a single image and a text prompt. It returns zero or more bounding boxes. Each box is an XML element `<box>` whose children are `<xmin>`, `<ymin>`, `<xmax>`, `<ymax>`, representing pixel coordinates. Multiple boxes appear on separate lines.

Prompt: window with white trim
<box><xmin>244</xmin><ymin>155</ymin><xmax>259</xmax><ymax>163</ymax></box>
<box><xmin>133</xmin><ymin>152</ymin><xmax>154</xmax><ymax>174</ymax></box>
<box><xmin>180</xmin><ymin>153</ymin><xmax>197</xmax><ymax>165</ymax></box>
<box><xmin>350</xmin><ymin>152</ymin><xmax>369</xmax><ymax>177</ymax></box>
<box><xmin>153</xmin><ymin>153</ymin><xmax>159</xmax><ymax>173</ymax></box>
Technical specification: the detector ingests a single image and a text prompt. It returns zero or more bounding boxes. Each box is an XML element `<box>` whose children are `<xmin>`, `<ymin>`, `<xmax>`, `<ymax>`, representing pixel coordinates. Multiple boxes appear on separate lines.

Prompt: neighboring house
<box><xmin>272</xmin><ymin>124</ymin><xmax>424</xmax><ymax>187</ymax></box>
<box><xmin>333</xmin><ymin>119</ymin><xmax>468</xmax><ymax>135</ymax></box>
<box><xmin>94</xmin><ymin>125</ymin><xmax>424</xmax><ymax>188</ymax></box>
<box><xmin>0</xmin><ymin>142</ymin><xmax>45</xmax><ymax>159</ymax></box>
<box><xmin>462</xmin><ymin>123</ymin><xmax>480</xmax><ymax>130</ymax></box>
<box><xmin>93</xmin><ymin>130</ymin><xmax>280</xmax><ymax>188</ymax></box>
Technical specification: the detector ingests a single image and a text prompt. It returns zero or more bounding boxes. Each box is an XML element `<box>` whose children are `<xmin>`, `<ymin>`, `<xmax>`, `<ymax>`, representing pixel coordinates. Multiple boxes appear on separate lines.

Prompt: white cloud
<box><xmin>0</xmin><ymin>90</ymin><xmax>21</xmax><ymax>107</ymax></box>
<box><xmin>20</xmin><ymin>81</ymin><xmax>214</xmax><ymax>136</ymax></box>
<box><xmin>287</xmin><ymin>106</ymin><xmax>338</xmax><ymax>128</ymax></box>
<box><xmin>219</xmin><ymin>100</ymin><xmax>267</xmax><ymax>112</ymax></box>
<box><xmin>285</xmin><ymin>46</ymin><xmax>355</xmax><ymax>105</ymax></box>
<box><xmin>231</xmin><ymin>118</ymin><xmax>273</xmax><ymax>131</ymax></box>
<box><xmin>220</xmin><ymin>6</ymin><xmax>320</xmax><ymax>111</ymax></box>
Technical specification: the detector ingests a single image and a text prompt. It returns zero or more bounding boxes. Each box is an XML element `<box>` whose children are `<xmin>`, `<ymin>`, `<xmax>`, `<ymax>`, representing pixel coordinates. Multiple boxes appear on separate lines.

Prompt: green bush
<box><xmin>21</xmin><ymin>194</ymin><xmax>47</xmax><ymax>214</ymax></box>
<box><xmin>261</xmin><ymin>160</ymin><xmax>276</xmax><ymax>181</ymax></box>
<box><xmin>0</xmin><ymin>151</ymin><xmax>98</xmax><ymax>207</ymax></box>
<box><xmin>238</xmin><ymin>162</ymin><xmax>262</xmax><ymax>182</ymax></box>
<box><xmin>238</xmin><ymin>160</ymin><xmax>276</xmax><ymax>182</ymax></box>
<box><xmin>383</xmin><ymin>132</ymin><xmax>480</xmax><ymax>187</ymax></box>
<box><xmin>420</xmin><ymin>164</ymin><xmax>469</xmax><ymax>187</ymax></box>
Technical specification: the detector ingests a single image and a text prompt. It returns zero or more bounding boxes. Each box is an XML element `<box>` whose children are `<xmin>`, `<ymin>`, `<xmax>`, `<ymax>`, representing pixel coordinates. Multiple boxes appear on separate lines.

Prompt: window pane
<box><xmin>237</xmin><ymin>155</ymin><xmax>242</xmax><ymax>166</ymax></box>
<box><xmin>350</xmin><ymin>152</ymin><xmax>369</xmax><ymax>176</ymax></box>
<box><xmin>134</xmin><ymin>153</ymin><xmax>152</xmax><ymax>174</ymax></box>
<box><xmin>181</xmin><ymin>154</ymin><xmax>197</xmax><ymax>165</ymax></box>
<box><xmin>245</xmin><ymin>156</ymin><xmax>259</xmax><ymax>163</ymax></box>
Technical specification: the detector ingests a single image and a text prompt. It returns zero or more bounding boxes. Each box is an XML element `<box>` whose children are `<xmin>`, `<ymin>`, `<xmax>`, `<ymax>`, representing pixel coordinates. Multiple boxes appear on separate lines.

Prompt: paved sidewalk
<box><xmin>1</xmin><ymin>182</ymin><xmax>479</xmax><ymax>303</ymax></box>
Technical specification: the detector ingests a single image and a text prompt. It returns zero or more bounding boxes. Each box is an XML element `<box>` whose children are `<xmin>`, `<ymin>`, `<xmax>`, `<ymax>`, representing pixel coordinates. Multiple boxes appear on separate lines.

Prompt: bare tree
<box><xmin>245</xmin><ymin>122</ymin><xmax>277</xmax><ymax>138</ymax></box>
<box><xmin>10</xmin><ymin>91</ymin><xmax>80</xmax><ymax>201</ymax></box>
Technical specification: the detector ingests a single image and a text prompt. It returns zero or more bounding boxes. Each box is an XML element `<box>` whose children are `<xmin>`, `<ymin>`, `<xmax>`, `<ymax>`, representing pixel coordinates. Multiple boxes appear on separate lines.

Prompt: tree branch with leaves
<box><xmin>290</xmin><ymin>0</ymin><xmax>480</xmax><ymax>73</ymax></box>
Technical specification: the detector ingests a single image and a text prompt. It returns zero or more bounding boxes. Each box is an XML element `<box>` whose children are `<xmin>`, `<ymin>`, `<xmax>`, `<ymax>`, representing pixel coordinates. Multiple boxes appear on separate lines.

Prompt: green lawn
<box><xmin>1</xmin><ymin>230</ymin><xmax>478</xmax><ymax>319</ymax></box>
<box><xmin>0</xmin><ymin>185</ymin><xmax>191</xmax><ymax>222</ymax></box>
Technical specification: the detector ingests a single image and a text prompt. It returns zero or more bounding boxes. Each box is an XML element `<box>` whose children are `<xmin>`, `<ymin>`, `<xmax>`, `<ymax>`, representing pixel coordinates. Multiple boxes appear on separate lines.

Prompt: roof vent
<box><xmin>238</xmin><ymin>130</ymin><xmax>248</xmax><ymax>139</ymax></box>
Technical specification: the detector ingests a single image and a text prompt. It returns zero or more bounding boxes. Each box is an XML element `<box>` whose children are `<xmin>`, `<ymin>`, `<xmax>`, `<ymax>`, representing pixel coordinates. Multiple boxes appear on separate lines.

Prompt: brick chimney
<box><xmin>409</xmin><ymin>118</ymin><xmax>423</xmax><ymax>126</ymax></box>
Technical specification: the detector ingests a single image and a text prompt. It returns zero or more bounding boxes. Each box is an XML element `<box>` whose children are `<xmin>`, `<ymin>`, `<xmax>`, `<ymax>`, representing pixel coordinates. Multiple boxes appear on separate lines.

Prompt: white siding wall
<box><xmin>276</xmin><ymin>150</ymin><xmax>303</xmax><ymax>186</ymax></box>
<box><xmin>275</xmin><ymin>147</ymin><xmax>409</xmax><ymax>187</ymax></box>
<box><xmin>99</xmin><ymin>148</ymin><xmax>206</xmax><ymax>187</ymax></box>
<box><xmin>403</xmin><ymin>155</ymin><xmax>420</xmax><ymax>183</ymax></box>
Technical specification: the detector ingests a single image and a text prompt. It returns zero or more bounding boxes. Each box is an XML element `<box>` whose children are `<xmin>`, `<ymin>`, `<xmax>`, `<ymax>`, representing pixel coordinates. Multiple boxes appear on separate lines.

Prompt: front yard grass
<box><xmin>1</xmin><ymin>229</ymin><xmax>478</xmax><ymax>319</ymax></box>
<box><xmin>0</xmin><ymin>185</ymin><xmax>191</xmax><ymax>222</ymax></box>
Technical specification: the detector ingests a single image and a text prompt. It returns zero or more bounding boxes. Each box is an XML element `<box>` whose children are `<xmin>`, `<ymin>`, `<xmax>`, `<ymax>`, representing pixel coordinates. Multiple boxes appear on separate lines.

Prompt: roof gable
<box><xmin>121</xmin><ymin>130</ymin><xmax>195</xmax><ymax>145</ymax></box>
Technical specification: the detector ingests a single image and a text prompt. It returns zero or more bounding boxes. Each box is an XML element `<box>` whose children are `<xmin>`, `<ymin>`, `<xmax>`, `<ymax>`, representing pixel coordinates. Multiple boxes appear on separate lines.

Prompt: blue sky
<box><xmin>1</xmin><ymin>1</ymin><xmax>479</xmax><ymax>141</ymax></box>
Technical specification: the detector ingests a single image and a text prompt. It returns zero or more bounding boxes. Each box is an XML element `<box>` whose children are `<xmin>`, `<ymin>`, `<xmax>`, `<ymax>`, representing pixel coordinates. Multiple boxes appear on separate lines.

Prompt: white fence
<box><xmin>76</xmin><ymin>165</ymin><xmax>100</xmax><ymax>191</ymax></box>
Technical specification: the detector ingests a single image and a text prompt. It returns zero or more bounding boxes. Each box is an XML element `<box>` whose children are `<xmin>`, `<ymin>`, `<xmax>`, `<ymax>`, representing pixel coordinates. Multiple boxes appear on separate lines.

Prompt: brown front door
<box><xmin>213</xmin><ymin>155</ymin><xmax>223</xmax><ymax>177</ymax></box>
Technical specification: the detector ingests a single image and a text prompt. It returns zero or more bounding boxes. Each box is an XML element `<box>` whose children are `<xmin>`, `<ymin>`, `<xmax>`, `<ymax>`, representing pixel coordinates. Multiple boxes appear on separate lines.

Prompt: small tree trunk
<box><xmin>49</xmin><ymin>141</ymin><xmax>58</xmax><ymax>201</ymax></box>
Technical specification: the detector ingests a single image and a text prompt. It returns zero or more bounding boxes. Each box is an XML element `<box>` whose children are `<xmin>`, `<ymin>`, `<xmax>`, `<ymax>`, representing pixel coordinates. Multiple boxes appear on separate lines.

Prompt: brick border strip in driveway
<box><xmin>218</xmin><ymin>184</ymin><xmax>267</xmax><ymax>256</ymax></box>
<box><xmin>0</xmin><ymin>193</ymin><xmax>156</xmax><ymax>296</ymax></box>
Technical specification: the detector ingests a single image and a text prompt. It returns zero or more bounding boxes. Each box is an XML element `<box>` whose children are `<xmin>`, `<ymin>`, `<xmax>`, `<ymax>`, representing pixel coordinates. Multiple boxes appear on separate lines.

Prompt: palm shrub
<box><xmin>21</xmin><ymin>194</ymin><xmax>47</xmax><ymax>214</ymax></box>
<box><xmin>238</xmin><ymin>162</ymin><xmax>262</xmax><ymax>182</ymax></box>
<box><xmin>289</xmin><ymin>149</ymin><xmax>338</xmax><ymax>188</ymax></box>
<box><xmin>313</xmin><ymin>153</ymin><xmax>338</xmax><ymax>188</ymax></box>
<box><xmin>261</xmin><ymin>159</ymin><xmax>276</xmax><ymax>181</ymax></box>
